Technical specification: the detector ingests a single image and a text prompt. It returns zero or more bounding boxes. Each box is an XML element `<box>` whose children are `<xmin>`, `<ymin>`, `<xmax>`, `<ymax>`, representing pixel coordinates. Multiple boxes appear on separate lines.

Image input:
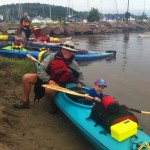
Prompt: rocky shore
<box><xmin>0</xmin><ymin>20</ymin><xmax>150</xmax><ymax>36</ymax></box>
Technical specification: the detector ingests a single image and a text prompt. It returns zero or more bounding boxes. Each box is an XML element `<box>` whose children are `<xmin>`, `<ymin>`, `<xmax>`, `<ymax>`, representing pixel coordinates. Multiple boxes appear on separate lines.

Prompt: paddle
<box><xmin>42</xmin><ymin>84</ymin><xmax>94</xmax><ymax>100</ymax></box>
<box><xmin>42</xmin><ymin>84</ymin><xmax>150</xmax><ymax>115</ymax></box>
<box><xmin>126</xmin><ymin>107</ymin><xmax>150</xmax><ymax>115</ymax></box>
<box><xmin>26</xmin><ymin>54</ymin><xmax>41</xmax><ymax>65</ymax></box>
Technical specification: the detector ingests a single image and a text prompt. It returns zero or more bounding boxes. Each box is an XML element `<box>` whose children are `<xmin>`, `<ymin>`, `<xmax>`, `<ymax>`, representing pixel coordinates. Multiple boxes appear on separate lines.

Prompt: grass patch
<box><xmin>0</xmin><ymin>56</ymin><xmax>36</xmax><ymax>82</ymax></box>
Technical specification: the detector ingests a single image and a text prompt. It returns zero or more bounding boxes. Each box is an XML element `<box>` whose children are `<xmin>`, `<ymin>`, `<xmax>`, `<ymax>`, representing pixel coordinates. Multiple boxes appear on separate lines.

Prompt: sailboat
<box><xmin>45</xmin><ymin>4</ymin><xmax>52</xmax><ymax>23</ymax></box>
<box><xmin>124</xmin><ymin>0</ymin><xmax>130</xmax><ymax>21</ymax></box>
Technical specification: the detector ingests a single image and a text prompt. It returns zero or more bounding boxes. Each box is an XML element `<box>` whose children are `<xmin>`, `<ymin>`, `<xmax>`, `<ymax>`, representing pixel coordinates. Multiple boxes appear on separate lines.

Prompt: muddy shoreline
<box><xmin>0</xmin><ymin>64</ymin><xmax>94</xmax><ymax>150</ymax></box>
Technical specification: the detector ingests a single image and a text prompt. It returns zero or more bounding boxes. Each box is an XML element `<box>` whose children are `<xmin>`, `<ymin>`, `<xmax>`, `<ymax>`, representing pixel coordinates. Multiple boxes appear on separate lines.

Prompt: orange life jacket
<box><xmin>21</xmin><ymin>19</ymin><xmax>30</xmax><ymax>28</ymax></box>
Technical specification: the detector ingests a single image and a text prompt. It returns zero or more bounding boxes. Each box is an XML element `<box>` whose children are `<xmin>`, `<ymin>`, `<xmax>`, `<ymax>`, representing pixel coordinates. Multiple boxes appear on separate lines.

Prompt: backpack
<box><xmin>34</xmin><ymin>78</ymin><xmax>46</xmax><ymax>103</ymax></box>
<box><xmin>89</xmin><ymin>103</ymin><xmax>138</xmax><ymax>133</ymax></box>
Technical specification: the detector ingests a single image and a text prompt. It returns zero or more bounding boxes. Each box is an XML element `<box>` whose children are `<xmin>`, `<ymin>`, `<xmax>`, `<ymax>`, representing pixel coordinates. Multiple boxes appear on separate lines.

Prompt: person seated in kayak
<box><xmin>13</xmin><ymin>41</ymin><xmax>84</xmax><ymax>113</ymax></box>
<box><xmin>82</xmin><ymin>78</ymin><xmax>107</xmax><ymax>105</ymax></box>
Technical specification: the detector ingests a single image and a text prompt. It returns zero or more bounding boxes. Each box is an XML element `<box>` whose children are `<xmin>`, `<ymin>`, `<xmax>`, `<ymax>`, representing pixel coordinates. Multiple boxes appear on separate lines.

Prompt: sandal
<box><xmin>12</xmin><ymin>102</ymin><xmax>30</xmax><ymax>109</ymax></box>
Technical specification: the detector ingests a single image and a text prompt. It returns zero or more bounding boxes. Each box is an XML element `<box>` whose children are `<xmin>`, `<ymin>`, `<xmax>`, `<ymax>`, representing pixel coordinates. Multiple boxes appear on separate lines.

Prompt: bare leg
<box><xmin>45</xmin><ymin>88</ymin><xmax>57</xmax><ymax>113</ymax></box>
<box><xmin>45</xmin><ymin>88</ymin><xmax>55</xmax><ymax>105</ymax></box>
<box><xmin>22</xmin><ymin>73</ymin><xmax>38</xmax><ymax>103</ymax></box>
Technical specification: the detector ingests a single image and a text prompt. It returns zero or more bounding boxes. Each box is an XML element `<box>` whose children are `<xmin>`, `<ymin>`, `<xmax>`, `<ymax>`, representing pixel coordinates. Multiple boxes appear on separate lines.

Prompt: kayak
<box><xmin>139</xmin><ymin>34</ymin><xmax>150</xmax><ymax>38</ymax></box>
<box><xmin>54</xmin><ymin>83</ymin><xmax>150</xmax><ymax>150</ymax></box>
<box><xmin>74</xmin><ymin>50</ymin><xmax>116</xmax><ymax>61</ymax></box>
<box><xmin>28</xmin><ymin>41</ymin><xmax>61</xmax><ymax>51</ymax></box>
<box><xmin>0</xmin><ymin>49</ymin><xmax>39</xmax><ymax>59</ymax></box>
<box><xmin>0</xmin><ymin>46</ymin><xmax>116</xmax><ymax>61</ymax></box>
<box><xmin>28</xmin><ymin>41</ymin><xmax>79</xmax><ymax>51</ymax></box>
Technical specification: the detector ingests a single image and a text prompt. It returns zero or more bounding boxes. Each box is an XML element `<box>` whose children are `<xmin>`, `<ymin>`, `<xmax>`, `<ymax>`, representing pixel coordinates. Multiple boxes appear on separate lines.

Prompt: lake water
<box><xmin>74</xmin><ymin>32</ymin><xmax>150</xmax><ymax>135</ymax></box>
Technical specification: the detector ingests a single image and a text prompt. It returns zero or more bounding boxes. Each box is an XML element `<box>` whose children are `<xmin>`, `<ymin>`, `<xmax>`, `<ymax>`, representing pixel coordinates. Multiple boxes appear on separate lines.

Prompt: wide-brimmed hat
<box><xmin>94</xmin><ymin>79</ymin><xmax>107</xmax><ymax>87</ymax></box>
<box><xmin>61</xmin><ymin>41</ymin><xmax>77</xmax><ymax>51</ymax></box>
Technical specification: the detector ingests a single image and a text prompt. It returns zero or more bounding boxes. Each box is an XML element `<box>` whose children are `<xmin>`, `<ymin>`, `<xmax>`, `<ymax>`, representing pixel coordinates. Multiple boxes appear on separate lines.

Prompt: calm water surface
<box><xmin>75</xmin><ymin>32</ymin><xmax>150</xmax><ymax>135</ymax></box>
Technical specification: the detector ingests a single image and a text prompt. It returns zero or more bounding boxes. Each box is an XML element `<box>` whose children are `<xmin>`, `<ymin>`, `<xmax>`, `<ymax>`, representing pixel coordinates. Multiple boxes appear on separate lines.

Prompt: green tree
<box><xmin>87</xmin><ymin>8</ymin><xmax>100</xmax><ymax>22</ymax></box>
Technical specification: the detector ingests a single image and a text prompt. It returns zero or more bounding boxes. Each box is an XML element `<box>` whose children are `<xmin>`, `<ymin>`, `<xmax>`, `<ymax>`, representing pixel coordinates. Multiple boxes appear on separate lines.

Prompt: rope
<box><xmin>138</xmin><ymin>141</ymin><xmax>150</xmax><ymax>150</ymax></box>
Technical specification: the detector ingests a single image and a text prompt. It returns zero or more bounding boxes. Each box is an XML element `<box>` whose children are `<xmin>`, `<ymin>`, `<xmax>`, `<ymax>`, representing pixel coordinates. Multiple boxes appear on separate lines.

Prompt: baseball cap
<box><xmin>94</xmin><ymin>79</ymin><xmax>107</xmax><ymax>87</ymax></box>
<box><xmin>61</xmin><ymin>41</ymin><xmax>77</xmax><ymax>52</ymax></box>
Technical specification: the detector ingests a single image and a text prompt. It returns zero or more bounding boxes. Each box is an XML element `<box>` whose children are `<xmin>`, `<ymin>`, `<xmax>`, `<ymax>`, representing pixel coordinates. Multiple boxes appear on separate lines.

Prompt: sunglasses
<box><xmin>64</xmin><ymin>44</ymin><xmax>74</xmax><ymax>49</ymax></box>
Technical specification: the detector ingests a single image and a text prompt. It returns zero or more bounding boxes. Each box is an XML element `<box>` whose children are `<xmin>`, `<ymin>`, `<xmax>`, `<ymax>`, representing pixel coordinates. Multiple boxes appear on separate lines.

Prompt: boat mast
<box><xmin>68</xmin><ymin>0</ymin><xmax>71</xmax><ymax>17</ymax></box>
<box><xmin>71</xmin><ymin>1</ymin><xmax>74</xmax><ymax>17</ymax></box>
<box><xmin>143</xmin><ymin>0</ymin><xmax>146</xmax><ymax>20</ymax></box>
<box><xmin>18</xmin><ymin>1</ymin><xmax>22</xmax><ymax>20</ymax></box>
<box><xmin>101</xmin><ymin>0</ymin><xmax>103</xmax><ymax>19</ymax></box>
<box><xmin>127</xmin><ymin>0</ymin><xmax>129</xmax><ymax>13</ymax></box>
<box><xmin>42</xmin><ymin>4</ymin><xmax>45</xmax><ymax>19</ymax></box>
<box><xmin>49</xmin><ymin>4</ymin><xmax>51</xmax><ymax>20</ymax></box>
<box><xmin>87</xmin><ymin>0</ymin><xmax>89</xmax><ymax>13</ymax></box>
<box><xmin>144</xmin><ymin>0</ymin><xmax>145</xmax><ymax>13</ymax></box>
<box><xmin>125</xmin><ymin>0</ymin><xmax>130</xmax><ymax>21</ymax></box>
<box><xmin>115</xmin><ymin>0</ymin><xmax>118</xmax><ymax>17</ymax></box>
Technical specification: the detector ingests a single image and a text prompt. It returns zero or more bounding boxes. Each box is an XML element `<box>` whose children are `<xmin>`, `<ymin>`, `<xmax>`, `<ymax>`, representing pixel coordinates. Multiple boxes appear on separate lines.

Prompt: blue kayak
<box><xmin>0</xmin><ymin>47</ymin><xmax>116</xmax><ymax>61</ymax></box>
<box><xmin>54</xmin><ymin>83</ymin><xmax>150</xmax><ymax>150</ymax></box>
<box><xmin>0</xmin><ymin>49</ymin><xmax>39</xmax><ymax>59</ymax></box>
<box><xmin>28</xmin><ymin>41</ymin><xmax>60</xmax><ymax>51</ymax></box>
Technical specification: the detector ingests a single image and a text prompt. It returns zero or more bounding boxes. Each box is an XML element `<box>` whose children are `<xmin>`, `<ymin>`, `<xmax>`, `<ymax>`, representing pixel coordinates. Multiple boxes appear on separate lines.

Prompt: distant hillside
<box><xmin>0</xmin><ymin>3</ymin><xmax>88</xmax><ymax>21</ymax></box>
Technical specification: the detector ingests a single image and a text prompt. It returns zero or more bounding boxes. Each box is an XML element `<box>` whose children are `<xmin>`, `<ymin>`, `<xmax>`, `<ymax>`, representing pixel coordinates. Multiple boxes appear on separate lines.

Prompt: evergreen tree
<box><xmin>87</xmin><ymin>8</ymin><xmax>100</xmax><ymax>22</ymax></box>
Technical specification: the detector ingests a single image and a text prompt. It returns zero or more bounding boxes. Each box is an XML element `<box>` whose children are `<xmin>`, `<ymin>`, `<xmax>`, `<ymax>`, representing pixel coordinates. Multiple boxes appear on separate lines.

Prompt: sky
<box><xmin>0</xmin><ymin>0</ymin><xmax>150</xmax><ymax>15</ymax></box>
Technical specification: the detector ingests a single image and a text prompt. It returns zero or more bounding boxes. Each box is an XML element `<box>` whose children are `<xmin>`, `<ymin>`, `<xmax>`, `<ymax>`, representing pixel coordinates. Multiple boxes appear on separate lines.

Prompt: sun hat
<box><xmin>94</xmin><ymin>79</ymin><xmax>107</xmax><ymax>87</ymax></box>
<box><xmin>61</xmin><ymin>41</ymin><xmax>77</xmax><ymax>52</ymax></box>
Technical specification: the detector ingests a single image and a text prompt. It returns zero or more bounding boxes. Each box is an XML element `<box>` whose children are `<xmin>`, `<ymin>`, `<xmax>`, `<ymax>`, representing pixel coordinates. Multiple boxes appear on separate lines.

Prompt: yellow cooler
<box><xmin>111</xmin><ymin>119</ymin><xmax>138</xmax><ymax>142</ymax></box>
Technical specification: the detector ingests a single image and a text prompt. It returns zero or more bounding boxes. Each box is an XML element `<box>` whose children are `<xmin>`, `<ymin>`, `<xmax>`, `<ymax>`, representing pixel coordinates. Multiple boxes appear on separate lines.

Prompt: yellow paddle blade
<box><xmin>42</xmin><ymin>84</ymin><xmax>93</xmax><ymax>100</ymax></box>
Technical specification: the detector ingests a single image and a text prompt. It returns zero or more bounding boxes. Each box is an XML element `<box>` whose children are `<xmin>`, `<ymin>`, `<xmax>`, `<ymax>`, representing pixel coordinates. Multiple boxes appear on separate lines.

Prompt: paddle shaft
<box><xmin>26</xmin><ymin>54</ymin><xmax>41</xmax><ymax>65</ymax></box>
<box><xmin>127</xmin><ymin>108</ymin><xmax>150</xmax><ymax>115</ymax></box>
<box><xmin>42</xmin><ymin>84</ymin><xmax>94</xmax><ymax>100</ymax></box>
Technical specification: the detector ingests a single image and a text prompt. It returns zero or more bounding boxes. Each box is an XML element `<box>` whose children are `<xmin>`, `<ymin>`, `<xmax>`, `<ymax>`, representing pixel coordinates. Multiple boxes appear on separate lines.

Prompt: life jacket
<box><xmin>38</xmin><ymin>51</ymin><xmax>52</xmax><ymax>62</ymax></box>
<box><xmin>13</xmin><ymin>41</ymin><xmax>22</xmax><ymax>45</ymax></box>
<box><xmin>39</xmin><ymin>36</ymin><xmax>50</xmax><ymax>42</ymax></box>
<box><xmin>12</xmin><ymin>41</ymin><xmax>23</xmax><ymax>49</ymax></box>
<box><xmin>21</xmin><ymin>19</ymin><xmax>30</xmax><ymax>28</ymax></box>
<box><xmin>48</xmin><ymin>58</ymin><xmax>77</xmax><ymax>83</ymax></box>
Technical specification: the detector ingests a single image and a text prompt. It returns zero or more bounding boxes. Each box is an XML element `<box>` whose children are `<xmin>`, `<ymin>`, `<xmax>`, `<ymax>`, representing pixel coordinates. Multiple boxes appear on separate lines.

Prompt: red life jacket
<box><xmin>48</xmin><ymin>59</ymin><xmax>77</xmax><ymax>83</ymax></box>
<box><xmin>13</xmin><ymin>41</ymin><xmax>22</xmax><ymax>46</ymax></box>
<box><xmin>40</xmin><ymin>36</ymin><xmax>49</xmax><ymax>42</ymax></box>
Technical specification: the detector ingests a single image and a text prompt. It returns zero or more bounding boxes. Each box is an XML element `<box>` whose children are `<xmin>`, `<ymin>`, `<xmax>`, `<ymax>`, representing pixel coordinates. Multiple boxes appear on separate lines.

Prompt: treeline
<box><xmin>0</xmin><ymin>3</ymin><xmax>147</xmax><ymax>22</ymax></box>
<box><xmin>0</xmin><ymin>3</ymin><xmax>88</xmax><ymax>21</ymax></box>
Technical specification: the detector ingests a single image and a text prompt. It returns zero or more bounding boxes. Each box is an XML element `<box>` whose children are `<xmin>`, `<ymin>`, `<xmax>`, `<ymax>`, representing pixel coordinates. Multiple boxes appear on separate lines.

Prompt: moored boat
<box><xmin>54</xmin><ymin>83</ymin><xmax>150</xmax><ymax>150</ymax></box>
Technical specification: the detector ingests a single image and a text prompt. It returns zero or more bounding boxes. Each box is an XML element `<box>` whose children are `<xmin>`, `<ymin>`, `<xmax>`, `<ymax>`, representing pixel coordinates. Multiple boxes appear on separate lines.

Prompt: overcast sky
<box><xmin>0</xmin><ymin>0</ymin><xmax>150</xmax><ymax>15</ymax></box>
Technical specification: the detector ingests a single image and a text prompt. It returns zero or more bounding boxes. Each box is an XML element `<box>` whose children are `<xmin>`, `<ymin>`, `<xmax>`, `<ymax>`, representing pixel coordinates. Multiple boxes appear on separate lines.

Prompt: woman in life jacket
<box><xmin>12</xmin><ymin>41</ymin><xmax>84</xmax><ymax>113</ymax></box>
